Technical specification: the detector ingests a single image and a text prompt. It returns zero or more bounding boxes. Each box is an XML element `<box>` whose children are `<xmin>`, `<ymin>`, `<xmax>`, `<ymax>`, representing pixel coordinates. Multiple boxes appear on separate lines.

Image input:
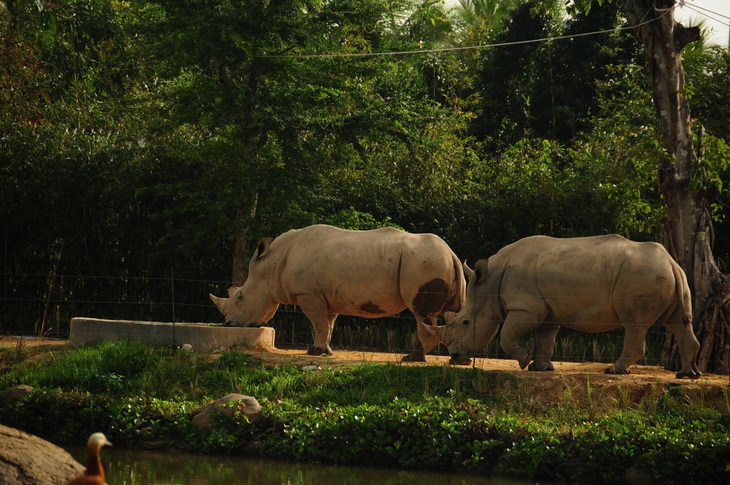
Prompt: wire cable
<box><xmin>258</xmin><ymin>7</ymin><xmax>673</xmax><ymax>59</ymax></box>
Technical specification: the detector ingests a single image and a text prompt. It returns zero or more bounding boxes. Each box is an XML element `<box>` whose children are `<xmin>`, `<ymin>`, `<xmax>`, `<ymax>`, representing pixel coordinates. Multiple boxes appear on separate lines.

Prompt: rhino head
<box><xmin>423</xmin><ymin>260</ymin><xmax>492</xmax><ymax>366</ymax></box>
<box><xmin>209</xmin><ymin>284</ymin><xmax>279</xmax><ymax>327</ymax></box>
<box><xmin>423</xmin><ymin>311</ymin><xmax>473</xmax><ymax>366</ymax></box>
<box><xmin>209</xmin><ymin>237</ymin><xmax>281</xmax><ymax>327</ymax></box>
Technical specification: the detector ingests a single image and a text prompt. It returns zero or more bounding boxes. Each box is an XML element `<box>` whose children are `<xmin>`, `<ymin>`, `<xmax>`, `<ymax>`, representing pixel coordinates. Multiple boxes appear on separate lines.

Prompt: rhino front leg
<box><xmin>298</xmin><ymin>297</ymin><xmax>336</xmax><ymax>356</ymax></box>
<box><xmin>499</xmin><ymin>310</ymin><xmax>544</xmax><ymax>370</ymax></box>
<box><xmin>607</xmin><ymin>323</ymin><xmax>648</xmax><ymax>374</ymax></box>
<box><xmin>306</xmin><ymin>313</ymin><xmax>336</xmax><ymax>356</ymax></box>
<box><xmin>528</xmin><ymin>324</ymin><xmax>559</xmax><ymax>371</ymax></box>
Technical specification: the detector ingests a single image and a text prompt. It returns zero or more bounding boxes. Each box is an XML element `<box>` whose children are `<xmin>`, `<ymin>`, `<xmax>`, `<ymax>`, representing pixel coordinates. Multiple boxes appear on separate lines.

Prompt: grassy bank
<box><xmin>1</xmin><ymin>340</ymin><xmax>729</xmax><ymax>483</ymax></box>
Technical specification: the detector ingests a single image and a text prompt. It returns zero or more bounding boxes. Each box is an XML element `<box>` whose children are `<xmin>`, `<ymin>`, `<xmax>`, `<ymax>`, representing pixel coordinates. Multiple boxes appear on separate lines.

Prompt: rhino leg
<box><xmin>500</xmin><ymin>310</ymin><xmax>545</xmax><ymax>370</ymax></box>
<box><xmin>528</xmin><ymin>324</ymin><xmax>559</xmax><ymax>371</ymax></box>
<box><xmin>607</xmin><ymin>323</ymin><xmax>649</xmax><ymax>374</ymax></box>
<box><xmin>401</xmin><ymin>348</ymin><xmax>426</xmax><ymax>363</ymax></box>
<box><xmin>298</xmin><ymin>296</ymin><xmax>337</xmax><ymax>357</ymax></box>
<box><xmin>403</xmin><ymin>315</ymin><xmax>440</xmax><ymax>362</ymax></box>
<box><xmin>307</xmin><ymin>345</ymin><xmax>333</xmax><ymax>356</ymax></box>
<box><xmin>664</xmin><ymin>321</ymin><xmax>702</xmax><ymax>379</ymax></box>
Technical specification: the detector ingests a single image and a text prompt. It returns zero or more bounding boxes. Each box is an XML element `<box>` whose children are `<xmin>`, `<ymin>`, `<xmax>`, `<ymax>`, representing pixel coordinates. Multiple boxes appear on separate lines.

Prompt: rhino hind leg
<box><xmin>605</xmin><ymin>364</ymin><xmax>631</xmax><ymax>375</ymax></box>
<box><xmin>675</xmin><ymin>369</ymin><xmax>701</xmax><ymax>379</ymax></box>
<box><xmin>664</xmin><ymin>320</ymin><xmax>702</xmax><ymax>379</ymax></box>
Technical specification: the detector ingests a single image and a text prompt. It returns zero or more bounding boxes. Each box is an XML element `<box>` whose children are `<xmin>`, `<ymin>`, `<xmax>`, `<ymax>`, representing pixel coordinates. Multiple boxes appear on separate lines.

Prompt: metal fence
<box><xmin>0</xmin><ymin>272</ymin><xmax>670</xmax><ymax>365</ymax></box>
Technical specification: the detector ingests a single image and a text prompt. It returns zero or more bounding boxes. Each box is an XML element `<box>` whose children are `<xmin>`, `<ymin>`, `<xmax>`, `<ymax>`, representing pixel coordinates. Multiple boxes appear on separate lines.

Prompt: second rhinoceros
<box><xmin>425</xmin><ymin>234</ymin><xmax>702</xmax><ymax>378</ymax></box>
<box><xmin>210</xmin><ymin>224</ymin><xmax>465</xmax><ymax>361</ymax></box>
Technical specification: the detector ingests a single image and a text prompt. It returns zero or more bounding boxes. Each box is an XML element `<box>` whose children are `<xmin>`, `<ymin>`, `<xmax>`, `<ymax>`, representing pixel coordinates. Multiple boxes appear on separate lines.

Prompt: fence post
<box><xmin>171</xmin><ymin>267</ymin><xmax>176</xmax><ymax>349</ymax></box>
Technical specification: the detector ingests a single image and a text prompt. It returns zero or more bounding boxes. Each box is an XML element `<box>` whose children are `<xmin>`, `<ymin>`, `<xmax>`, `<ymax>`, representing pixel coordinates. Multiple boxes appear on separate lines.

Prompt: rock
<box><xmin>0</xmin><ymin>424</ymin><xmax>84</xmax><ymax>485</ymax></box>
<box><xmin>181</xmin><ymin>343</ymin><xmax>194</xmax><ymax>352</ymax></box>
<box><xmin>1</xmin><ymin>385</ymin><xmax>34</xmax><ymax>407</ymax></box>
<box><xmin>192</xmin><ymin>394</ymin><xmax>262</xmax><ymax>428</ymax></box>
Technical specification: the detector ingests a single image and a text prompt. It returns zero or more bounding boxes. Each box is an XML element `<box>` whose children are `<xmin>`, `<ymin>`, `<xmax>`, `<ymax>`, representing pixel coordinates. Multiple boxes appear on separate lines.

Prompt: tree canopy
<box><xmin>2</xmin><ymin>0</ymin><xmax>729</xmax><ymax>363</ymax></box>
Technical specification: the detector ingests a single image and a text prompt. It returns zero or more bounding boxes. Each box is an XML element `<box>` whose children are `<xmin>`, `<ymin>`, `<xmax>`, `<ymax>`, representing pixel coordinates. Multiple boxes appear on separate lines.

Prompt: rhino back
<box><xmin>491</xmin><ymin>235</ymin><xmax>681</xmax><ymax>330</ymax></box>
<box><xmin>258</xmin><ymin>225</ymin><xmax>459</xmax><ymax>315</ymax></box>
<box><xmin>271</xmin><ymin>225</ymin><xmax>448</xmax><ymax>277</ymax></box>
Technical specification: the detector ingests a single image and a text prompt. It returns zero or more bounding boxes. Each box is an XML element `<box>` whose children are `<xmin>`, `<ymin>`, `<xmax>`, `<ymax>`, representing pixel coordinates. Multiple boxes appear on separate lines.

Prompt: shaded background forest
<box><xmin>2</xmin><ymin>0</ymin><xmax>729</xmax><ymax>360</ymax></box>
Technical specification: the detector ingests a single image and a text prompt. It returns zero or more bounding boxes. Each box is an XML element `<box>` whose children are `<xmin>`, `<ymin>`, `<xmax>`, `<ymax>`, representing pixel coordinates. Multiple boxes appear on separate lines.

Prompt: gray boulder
<box><xmin>0</xmin><ymin>424</ymin><xmax>84</xmax><ymax>485</ymax></box>
<box><xmin>193</xmin><ymin>393</ymin><xmax>262</xmax><ymax>428</ymax></box>
<box><xmin>1</xmin><ymin>385</ymin><xmax>33</xmax><ymax>407</ymax></box>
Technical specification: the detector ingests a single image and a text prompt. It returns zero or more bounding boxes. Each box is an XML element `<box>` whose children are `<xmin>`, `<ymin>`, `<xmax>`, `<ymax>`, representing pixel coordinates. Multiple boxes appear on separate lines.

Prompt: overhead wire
<box><xmin>680</xmin><ymin>1</ymin><xmax>730</xmax><ymax>26</ymax></box>
<box><xmin>258</xmin><ymin>5</ymin><xmax>673</xmax><ymax>59</ymax></box>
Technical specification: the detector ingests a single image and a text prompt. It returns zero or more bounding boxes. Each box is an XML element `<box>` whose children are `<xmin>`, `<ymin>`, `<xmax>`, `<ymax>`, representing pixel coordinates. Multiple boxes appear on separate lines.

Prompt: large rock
<box><xmin>0</xmin><ymin>424</ymin><xmax>84</xmax><ymax>485</ymax></box>
<box><xmin>192</xmin><ymin>393</ymin><xmax>262</xmax><ymax>428</ymax></box>
<box><xmin>1</xmin><ymin>384</ymin><xmax>33</xmax><ymax>406</ymax></box>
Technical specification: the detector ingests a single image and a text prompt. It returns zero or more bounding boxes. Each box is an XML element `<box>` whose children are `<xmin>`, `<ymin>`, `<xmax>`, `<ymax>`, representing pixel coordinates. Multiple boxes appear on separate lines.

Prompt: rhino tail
<box><xmin>670</xmin><ymin>261</ymin><xmax>693</xmax><ymax>326</ymax></box>
<box><xmin>445</xmin><ymin>252</ymin><xmax>467</xmax><ymax>313</ymax></box>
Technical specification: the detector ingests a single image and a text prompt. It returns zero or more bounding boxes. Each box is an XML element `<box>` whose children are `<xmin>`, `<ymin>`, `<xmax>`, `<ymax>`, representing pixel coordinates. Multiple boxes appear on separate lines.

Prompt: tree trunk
<box><xmin>231</xmin><ymin>191</ymin><xmax>258</xmax><ymax>287</ymax></box>
<box><xmin>623</xmin><ymin>0</ymin><xmax>728</xmax><ymax>374</ymax></box>
<box><xmin>220</xmin><ymin>50</ymin><xmax>261</xmax><ymax>288</ymax></box>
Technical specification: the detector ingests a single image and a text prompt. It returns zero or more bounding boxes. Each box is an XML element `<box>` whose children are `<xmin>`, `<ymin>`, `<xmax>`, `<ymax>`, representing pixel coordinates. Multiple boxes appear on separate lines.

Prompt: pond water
<box><xmin>65</xmin><ymin>446</ymin><xmax>538</xmax><ymax>485</ymax></box>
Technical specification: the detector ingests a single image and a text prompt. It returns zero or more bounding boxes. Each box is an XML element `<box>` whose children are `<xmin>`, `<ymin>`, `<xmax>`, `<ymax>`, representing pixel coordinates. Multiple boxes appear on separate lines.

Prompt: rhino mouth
<box><xmin>449</xmin><ymin>353</ymin><xmax>472</xmax><ymax>366</ymax></box>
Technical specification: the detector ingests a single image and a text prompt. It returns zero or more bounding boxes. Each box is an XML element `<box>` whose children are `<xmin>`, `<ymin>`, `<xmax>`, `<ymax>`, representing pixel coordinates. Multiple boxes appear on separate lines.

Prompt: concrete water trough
<box><xmin>69</xmin><ymin>317</ymin><xmax>275</xmax><ymax>352</ymax></box>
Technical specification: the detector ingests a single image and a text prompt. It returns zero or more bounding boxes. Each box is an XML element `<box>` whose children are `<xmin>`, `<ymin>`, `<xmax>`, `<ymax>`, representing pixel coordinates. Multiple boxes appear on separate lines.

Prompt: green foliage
<box><xmin>4</xmin><ymin>0</ymin><xmax>730</xmax><ymax>368</ymax></box>
<box><xmin>567</xmin><ymin>62</ymin><xmax>666</xmax><ymax>240</ymax></box>
<box><xmin>1</xmin><ymin>341</ymin><xmax>729</xmax><ymax>481</ymax></box>
<box><xmin>683</xmin><ymin>45</ymin><xmax>730</xmax><ymax>143</ymax></box>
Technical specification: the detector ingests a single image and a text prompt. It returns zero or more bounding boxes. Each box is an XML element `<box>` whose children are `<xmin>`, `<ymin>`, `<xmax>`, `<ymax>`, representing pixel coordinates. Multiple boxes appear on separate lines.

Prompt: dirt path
<box><xmin>250</xmin><ymin>346</ymin><xmax>730</xmax><ymax>385</ymax></box>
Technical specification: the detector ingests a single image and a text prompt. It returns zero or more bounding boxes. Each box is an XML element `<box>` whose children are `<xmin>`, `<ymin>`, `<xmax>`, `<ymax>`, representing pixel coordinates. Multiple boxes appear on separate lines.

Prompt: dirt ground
<box><xmin>3</xmin><ymin>336</ymin><xmax>729</xmax><ymax>409</ymax></box>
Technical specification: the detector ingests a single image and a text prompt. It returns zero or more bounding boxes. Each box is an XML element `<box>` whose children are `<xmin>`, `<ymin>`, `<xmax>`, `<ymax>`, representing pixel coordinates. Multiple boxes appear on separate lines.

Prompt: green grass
<box><xmin>0</xmin><ymin>341</ymin><xmax>517</xmax><ymax>405</ymax></box>
<box><xmin>1</xmin><ymin>340</ymin><xmax>729</xmax><ymax>483</ymax></box>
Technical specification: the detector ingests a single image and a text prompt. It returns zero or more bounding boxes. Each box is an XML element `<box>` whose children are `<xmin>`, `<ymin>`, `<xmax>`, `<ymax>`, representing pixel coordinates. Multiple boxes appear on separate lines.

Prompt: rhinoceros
<box><xmin>424</xmin><ymin>235</ymin><xmax>702</xmax><ymax>378</ymax></box>
<box><xmin>210</xmin><ymin>224</ymin><xmax>466</xmax><ymax>361</ymax></box>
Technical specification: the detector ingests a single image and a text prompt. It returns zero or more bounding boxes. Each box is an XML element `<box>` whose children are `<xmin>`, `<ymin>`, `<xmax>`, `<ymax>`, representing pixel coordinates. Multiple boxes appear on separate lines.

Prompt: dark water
<box><xmin>65</xmin><ymin>446</ymin><xmax>537</xmax><ymax>485</ymax></box>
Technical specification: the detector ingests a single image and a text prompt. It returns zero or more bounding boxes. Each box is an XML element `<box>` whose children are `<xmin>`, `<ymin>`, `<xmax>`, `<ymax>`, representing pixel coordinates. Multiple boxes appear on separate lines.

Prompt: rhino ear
<box><xmin>255</xmin><ymin>237</ymin><xmax>274</xmax><ymax>260</ymax></box>
<box><xmin>474</xmin><ymin>259</ymin><xmax>488</xmax><ymax>282</ymax></box>
<box><xmin>443</xmin><ymin>311</ymin><xmax>457</xmax><ymax>325</ymax></box>
<box><xmin>463</xmin><ymin>261</ymin><xmax>474</xmax><ymax>280</ymax></box>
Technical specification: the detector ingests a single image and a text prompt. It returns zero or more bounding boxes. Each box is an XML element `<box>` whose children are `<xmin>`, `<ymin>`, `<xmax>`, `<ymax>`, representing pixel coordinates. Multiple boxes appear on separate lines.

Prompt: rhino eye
<box><xmin>462</xmin><ymin>319</ymin><xmax>470</xmax><ymax>327</ymax></box>
<box><xmin>236</xmin><ymin>292</ymin><xmax>244</xmax><ymax>301</ymax></box>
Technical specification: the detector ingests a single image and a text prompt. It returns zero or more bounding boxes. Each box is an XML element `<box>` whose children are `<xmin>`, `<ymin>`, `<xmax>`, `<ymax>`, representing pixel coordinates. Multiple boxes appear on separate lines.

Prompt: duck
<box><xmin>65</xmin><ymin>432</ymin><xmax>112</xmax><ymax>485</ymax></box>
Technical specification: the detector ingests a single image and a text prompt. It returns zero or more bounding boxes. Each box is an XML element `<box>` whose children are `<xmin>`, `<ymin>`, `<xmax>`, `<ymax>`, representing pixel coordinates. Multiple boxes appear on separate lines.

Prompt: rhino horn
<box><xmin>209</xmin><ymin>293</ymin><xmax>226</xmax><ymax>312</ymax></box>
<box><xmin>463</xmin><ymin>261</ymin><xmax>474</xmax><ymax>280</ymax></box>
<box><xmin>421</xmin><ymin>322</ymin><xmax>446</xmax><ymax>339</ymax></box>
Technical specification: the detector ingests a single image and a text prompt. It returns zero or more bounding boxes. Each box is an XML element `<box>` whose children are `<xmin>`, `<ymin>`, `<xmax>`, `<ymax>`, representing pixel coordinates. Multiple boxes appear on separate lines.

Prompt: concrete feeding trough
<box><xmin>69</xmin><ymin>317</ymin><xmax>275</xmax><ymax>352</ymax></box>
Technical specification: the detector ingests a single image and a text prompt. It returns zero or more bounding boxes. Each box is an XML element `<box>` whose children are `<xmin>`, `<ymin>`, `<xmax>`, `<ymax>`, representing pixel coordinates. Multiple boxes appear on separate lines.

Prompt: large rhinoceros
<box><xmin>424</xmin><ymin>234</ymin><xmax>702</xmax><ymax>378</ymax></box>
<box><xmin>210</xmin><ymin>224</ymin><xmax>466</xmax><ymax>361</ymax></box>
